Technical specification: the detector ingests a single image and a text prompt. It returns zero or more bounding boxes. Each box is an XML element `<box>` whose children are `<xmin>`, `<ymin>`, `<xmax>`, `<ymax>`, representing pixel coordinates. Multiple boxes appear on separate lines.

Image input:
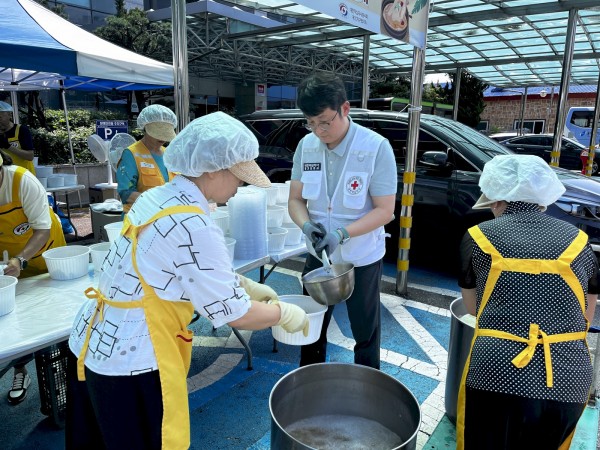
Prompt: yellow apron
<box><xmin>6</xmin><ymin>125</ymin><xmax>36</xmax><ymax>176</ymax></box>
<box><xmin>77</xmin><ymin>205</ymin><xmax>203</xmax><ymax>450</ymax></box>
<box><xmin>0</xmin><ymin>166</ymin><xmax>65</xmax><ymax>277</ymax></box>
<box><xmin>456</xmin><ymin>226</ymin><xmax>590</xmax><ymax>450</ymax></box>
<box><xmin>121</xmin><ymin>141</ymin><xmax>174</xmax><ymax>213</ymax></box>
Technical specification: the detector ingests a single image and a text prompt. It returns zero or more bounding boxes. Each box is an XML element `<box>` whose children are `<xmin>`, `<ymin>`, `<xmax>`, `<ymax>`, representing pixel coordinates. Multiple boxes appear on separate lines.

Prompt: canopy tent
<box><xmin>0</xmin><ymin>0</ymin><xmax>174</xmax><ymax>91</ymax></box>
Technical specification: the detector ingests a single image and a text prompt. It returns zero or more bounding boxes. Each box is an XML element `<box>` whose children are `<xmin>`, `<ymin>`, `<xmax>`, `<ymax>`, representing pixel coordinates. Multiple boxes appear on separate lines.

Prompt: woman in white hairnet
<box><xmin>456</xmin><ymin>154</ymin><xmax>598</xmax><ymax>450</ymax></box>
<box><xmin>65</xmin><ymin>112</ymin><xmax>309</xmax><ymax>450</ymax></box>
<box><xmin>116</xmin><ymin>104</ymin><xmax>177</xmax><ymax>213</ymax></box>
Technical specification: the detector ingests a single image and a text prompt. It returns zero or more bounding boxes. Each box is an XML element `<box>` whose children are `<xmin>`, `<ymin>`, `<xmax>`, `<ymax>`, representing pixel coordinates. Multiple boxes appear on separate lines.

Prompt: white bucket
<box><xmin>272</xmin><ymin>295</ymin><xmax>327</xmax><ymax>345</ymax></box>
<box><xmin>268</xmin><ymin>227</ymin><xmax>288</xmax><ymax>253</ymax></box>
<box><xmin>61</xmin><ymin>173</ymin><xmax>78</xmax><ymax>186</ymax></box>
<box><xmin>282</xmin><ymin>223</ymin><xmax>303</xmax><ymax>246</ymax></box>
<box><xmin>0</xmin><ymin>276</ymin><xmax>18</xmax><ymax>317</ymax></box>
<box><xmin>267</xmin><ymin>205</ymin><xmax>285</xmax><ymax>228</ymax></box>
<box><xmin>104</xmin><ymin>222</ymin><xmax>124</xmax><ymax>243</ymax></box>
<box><xmin>37</xmin><ymin>177</ymin><xmax>48</xmax><ymax>189</ymax></box>
<box><xmin>89</xmin><ymin>242</ymin><xmax>111</xmax><ymax>273</ymax></box>
<box><xmin>211</xmin><ymin>210</ymin><xmax>229</xmax><ymax>235</ymax></box>
<box><xmin>35</xmin><ymin>166</ymin><xmax>54</xmax><ymax>178</ymax></box>
<box><xmin>42</xmin><ymin>245</ymin><xmax>91</xmax><ymax>280</ymax></box>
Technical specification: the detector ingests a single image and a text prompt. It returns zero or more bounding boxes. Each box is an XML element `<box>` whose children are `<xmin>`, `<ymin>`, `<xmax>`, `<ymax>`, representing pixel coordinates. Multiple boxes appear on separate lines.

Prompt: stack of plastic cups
<box><xmin>228</xmin><ymin>186</ymin><xmax>268</xmax><ymax>260</ymax></box>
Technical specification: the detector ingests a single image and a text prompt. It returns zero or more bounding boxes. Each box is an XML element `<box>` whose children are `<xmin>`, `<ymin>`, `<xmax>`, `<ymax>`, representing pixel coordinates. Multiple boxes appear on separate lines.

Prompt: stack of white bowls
<box><xmin>228</xmin><ymin>186</ymin><xmax>268</xmax><ymax>260</ymax></box>
<box><xmin>275</xmin><ymin>181</ymin><xmax>294</xmax><ymax>224</ymax></box>
<box><xmin>36</xmin><ymin>166</ymin><xmax>53</xmax><ymax>189</ymax></box>
<box><xmin>211</xmin><ymin>210</ymin><xmax>229</xmax><ymax>235</ymax></box>
<box><xmin>61</xmin><ymin>173</ymin><xmax>78</xmax><ymax>186</ymax></box>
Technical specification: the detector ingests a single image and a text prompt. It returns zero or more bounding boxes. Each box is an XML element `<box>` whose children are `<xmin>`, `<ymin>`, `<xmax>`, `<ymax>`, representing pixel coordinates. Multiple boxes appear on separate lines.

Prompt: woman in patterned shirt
<box><xmin>457</xmin><ymin>154</ymin><xmax>597</xmax><ymax>450</ymax></box>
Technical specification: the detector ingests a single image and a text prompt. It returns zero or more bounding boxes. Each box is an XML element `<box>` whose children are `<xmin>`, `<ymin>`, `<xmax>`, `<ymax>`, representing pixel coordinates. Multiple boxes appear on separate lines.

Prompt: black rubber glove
<box><xmin>314</xmin><ymin>230</ymin><xmax>342</xmax><ymax>257</ymax></box>
<box><xmin>302</xmin><ymin>221</ymin><xmax>326</xmax><ymax>244</ymax></box>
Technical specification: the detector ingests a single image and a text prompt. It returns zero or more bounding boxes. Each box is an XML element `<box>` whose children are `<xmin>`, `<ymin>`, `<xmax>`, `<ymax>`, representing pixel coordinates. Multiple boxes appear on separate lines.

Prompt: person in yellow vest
<box><xmin>65</xmin><ymin>112</ymin><xmax>309</xmax><ymax>450</ymax></box>
<box><xmin>116</xmin><ymin>104</ymin><xmax>178</xmax><ymax>213</ymax></box>
<box><xmin>456</xmin><ymin>154</ymin><xmax>598</xmax><ymax>450</ymax></box>
<box><xmin>0</xmin><ymin>101</ymin><xmax>36</xmax><ymax>176</ymax></box>
<box><xmin>0</xmin><ymin>149</ymin><xmax>66</xmax><ymax>405</ymax></box>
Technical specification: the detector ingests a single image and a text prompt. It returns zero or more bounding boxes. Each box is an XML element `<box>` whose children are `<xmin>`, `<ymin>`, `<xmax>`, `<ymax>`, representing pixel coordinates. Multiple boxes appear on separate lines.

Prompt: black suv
<box><xmin>240</xmin><ymin>109</ymin><xmax>600</xmax><ymax>262</ymax></box>
<box><xmin>499</xmin><ymin>134</ymin><xmax>598</xmax><ymax>175</ymax></box>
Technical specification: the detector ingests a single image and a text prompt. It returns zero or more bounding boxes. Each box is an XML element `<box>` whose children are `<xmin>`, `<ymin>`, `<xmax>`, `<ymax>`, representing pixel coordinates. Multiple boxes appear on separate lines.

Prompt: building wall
<box><xmin>480</xmin><ymin>94</ymin><xmax>596</xmax><ymax>134</ymax></box>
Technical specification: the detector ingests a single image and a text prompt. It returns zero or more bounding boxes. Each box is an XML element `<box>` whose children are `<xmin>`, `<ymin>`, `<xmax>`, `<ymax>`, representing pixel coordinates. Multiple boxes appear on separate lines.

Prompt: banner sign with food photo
<box><xmin>294</xmin><ymin>0</ymin><xmax>430</xmax><ymax>49</ymax></box>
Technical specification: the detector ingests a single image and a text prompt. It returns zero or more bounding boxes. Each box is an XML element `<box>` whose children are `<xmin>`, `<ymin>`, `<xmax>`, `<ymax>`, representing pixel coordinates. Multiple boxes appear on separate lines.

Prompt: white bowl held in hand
<box><xmin>272</xmin><ymin>295</ymin><xmax>327</xmax><ymax>345</ymax></box>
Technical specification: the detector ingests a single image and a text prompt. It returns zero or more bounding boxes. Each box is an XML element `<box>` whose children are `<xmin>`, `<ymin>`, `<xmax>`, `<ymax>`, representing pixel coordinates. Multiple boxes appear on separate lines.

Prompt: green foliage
<box><xmin>25</xmin><ymin>109</ymin><xmax>129</xmax><ymax>165</ymax></box>
<box><xmin>440</xmin><ymin>72</ymin><xmax>488</xmax><ymax>128</ymax></box>
<box><xmin>34</xmin><ymin>0</ymin><xmax>67</xmax><ymax>18</ymax></box>
<box><xmin>369</xmin><ymin>75</ymin><xmax>411</xmax><ymax>99</ymax></box>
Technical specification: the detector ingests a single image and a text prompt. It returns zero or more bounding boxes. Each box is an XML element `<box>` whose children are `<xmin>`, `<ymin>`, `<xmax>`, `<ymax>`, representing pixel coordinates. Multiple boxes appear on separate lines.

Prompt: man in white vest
<box><xmin>288</xmin><ymin>73</ymin><xmax>397</xmax><ymax>369</ymax></box>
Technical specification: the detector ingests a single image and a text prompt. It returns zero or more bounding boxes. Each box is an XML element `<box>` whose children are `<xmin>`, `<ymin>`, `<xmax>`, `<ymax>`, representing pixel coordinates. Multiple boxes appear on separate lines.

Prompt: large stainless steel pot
<box><xmin>270</xmin><ymin>363</ymin><xmax>421</xmax><ymax>450</ymax></box>
<box><xmin>302</xmin><ymin>263</ymin><xmax>355</xmax><ymax>306</ymax></box>
<box><xmin>445</xmin><ymin>298</ymin><xmax>475</xmax><ymax>424</ymax></box>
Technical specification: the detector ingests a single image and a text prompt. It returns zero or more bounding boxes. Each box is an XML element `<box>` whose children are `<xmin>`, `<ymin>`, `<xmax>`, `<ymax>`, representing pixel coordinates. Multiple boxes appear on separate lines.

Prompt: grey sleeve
<box><xmin>369</xmin><ymin>139</ymin><xmax>398</xmax><ymax>197</ymax></box>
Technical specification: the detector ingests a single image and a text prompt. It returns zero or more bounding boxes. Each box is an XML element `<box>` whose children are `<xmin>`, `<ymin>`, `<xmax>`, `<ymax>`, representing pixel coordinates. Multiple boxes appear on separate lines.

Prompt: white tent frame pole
<box><xmin>361</xmin><ymin>35</ymin><xmax>370</xmax><ymax>109</ymax></box>
<box><xmin>453</xmin><ymin>67</ymin><xmax>461</xmax><ymax>122</ymax></box>
<box><xmin>59</xmin><ymin>81</ymin><xmax>82</xmax><ymax>208</ymax></box>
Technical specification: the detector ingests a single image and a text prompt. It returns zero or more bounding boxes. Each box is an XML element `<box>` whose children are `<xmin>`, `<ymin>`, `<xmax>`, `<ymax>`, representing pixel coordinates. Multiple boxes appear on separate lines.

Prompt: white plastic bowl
<box><xmin>268</xmin><ymin>227</ymin><xmax>288</xmax><ymax>253</ymax></box>
<box><xmin>89</xmin><ymin>242</ymin><xmax>111</xmax><ymax>273</ymax></box>
<box><xmin>42</xmin><ymin>245</ymin><xmax>91</xmax><ymax>280</ymax></box>
<box><xmin>47</xmin><ymin>175</ymin><xmax>64</xmax><ymax>188</ymax></box>
<box><xmin>224</xmin><ymin>237</ymin><xmax>236</xmax><ymax>262</ymax></box>
<box><xmin>267</xmin><ymin>205</ymin><xmax>285</xmax><ymax>228</ymax></box>
<box><xmin>61</xmin><ymin>173</ymin><xmax>78</xmax><ymax>186</ymax></box>
<box><xmin>271</xmin><ymin>182</ymin><xmax>290</xmax><ymax>204</ymax></box>
<box><xmin>35</xmin><ymin>166</ymin><xmax>54</xmax><ymax>178</ymax></box>
<box><xmin>282</xmin><ymin>223</ymin><xmax>303</xmax><ymax>246</ymax></box>
<box><xmin>211</xmin><ymin>210</ymin><xmax>229</xmax><ymax>235</ymax></box>
<box><xmin>272</xmin><ymin>295</ymin><xmax>327</xmax><ymax>345</ymax></box>
<box><xmin>104</xmin><ymin>221</ymin><xmax>124</xmax><ymax>243</ymax></box>
<box><xmin>0</xmin><ymin>275</ymin><xmax>18</xmax><ymax>317</ymax></box>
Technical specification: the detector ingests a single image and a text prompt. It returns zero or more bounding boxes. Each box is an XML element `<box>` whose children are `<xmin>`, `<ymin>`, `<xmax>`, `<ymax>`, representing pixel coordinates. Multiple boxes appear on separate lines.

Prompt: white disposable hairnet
<box><xmin>479</xmin><ymin>154</ymin><xmax>565</xmax><ymax>207</ymax></box>
<box><xmin>137</xmin><ymin>104</ymin><xmax>177</xmax><ymax>129</ymax></box>
<box><xmin>0</xmin><ymin>101</ymin><xmax>13</xmax><ymax>112</ymax></box>
<box><xmin>164</xmin><ymin>111</ymin><xmax>259</xmax><ymax>176</ymax></box>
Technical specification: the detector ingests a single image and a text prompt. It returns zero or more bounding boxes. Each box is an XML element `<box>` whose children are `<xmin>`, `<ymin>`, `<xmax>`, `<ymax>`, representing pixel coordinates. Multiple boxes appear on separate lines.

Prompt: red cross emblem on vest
<box><xmin>346</xmin><ymin>175</ymin><xmax>364</xmax><ymax>195</ymax></box>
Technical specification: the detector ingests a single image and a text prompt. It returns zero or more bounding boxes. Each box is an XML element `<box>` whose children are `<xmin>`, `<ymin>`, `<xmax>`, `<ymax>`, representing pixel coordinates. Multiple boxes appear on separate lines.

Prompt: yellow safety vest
<box><xmin>77</xmin><ymin>205</ymin><xmax>203</xmax><ymax>450</ymax></box>
<box><xmin>0</xmin><ymin>167</ymin><xmax>65</xmax><ymax>277</ymax></box>
<box><xmin>456</xmin><ymin>225</ymin><xmax>590</xmax><ymax>450</ymax></box>
<box><xmin>121</xmin><ymin>140</ymin><xmax>174</xmax><ymax>213</ymax></box>
<box><xmin>5</xmin><ymin>125</ymin><xmax>36</xmax><ymax>176</ymax></box>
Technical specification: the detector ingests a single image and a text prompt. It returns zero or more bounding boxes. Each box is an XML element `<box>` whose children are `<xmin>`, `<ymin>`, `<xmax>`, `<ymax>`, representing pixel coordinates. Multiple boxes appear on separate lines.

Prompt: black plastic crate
<box><xmin>35</xmin><ymin>341</ymin><xmax>69</xmax><ymax>427</ymax></box>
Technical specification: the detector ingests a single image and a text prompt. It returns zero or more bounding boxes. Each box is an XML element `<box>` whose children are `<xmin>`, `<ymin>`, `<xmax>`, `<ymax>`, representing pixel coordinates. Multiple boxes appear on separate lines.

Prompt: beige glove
<box><xmin>238</xmin><ymin>275</ymin><xmax>279</xmax><ymax>303</ymax></box>
<box><xmin>277</xmin><ymin>302</ymin><xmax>309</xmax><ymax>337</ymax></box>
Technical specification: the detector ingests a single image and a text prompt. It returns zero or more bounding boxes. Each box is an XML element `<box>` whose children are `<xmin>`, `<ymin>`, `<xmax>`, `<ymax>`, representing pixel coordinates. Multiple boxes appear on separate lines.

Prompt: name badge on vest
<box><xmin>303</xmin><ymin>162</ymin><xmax>321</xmax><ymax>171</ymax></box>
<box><xmin>140</xmin><ymin>162</ymin><xmax>156</xmax><ymax>169</ymax></box>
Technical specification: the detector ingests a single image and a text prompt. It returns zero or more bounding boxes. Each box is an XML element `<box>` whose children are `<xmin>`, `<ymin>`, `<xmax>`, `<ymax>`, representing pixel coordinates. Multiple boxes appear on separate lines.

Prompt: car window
<box><xmin>539</xmin><ymin>136</ymin><xmax>553</xmax><ymax>146</ymax></box>
<box><xmin>246</xmin><ymin>119</ymin><xmax>284</xmax><ymax>143</ymax></box>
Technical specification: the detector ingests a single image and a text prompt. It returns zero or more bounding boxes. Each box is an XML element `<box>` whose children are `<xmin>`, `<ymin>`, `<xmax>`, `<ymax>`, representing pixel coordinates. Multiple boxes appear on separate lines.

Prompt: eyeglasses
<box><xmin>303</xmin><ymin>111</ymin><xmax>339</xmax><ymax>132</ymax></box>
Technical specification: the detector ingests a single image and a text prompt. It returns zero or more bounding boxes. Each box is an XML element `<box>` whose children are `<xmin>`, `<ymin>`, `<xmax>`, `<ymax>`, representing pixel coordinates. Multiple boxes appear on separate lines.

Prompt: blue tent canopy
<box><xmin>0</xmin><ymin>0</ymin><xmax>173</xmax><ymax>91</ymax></box>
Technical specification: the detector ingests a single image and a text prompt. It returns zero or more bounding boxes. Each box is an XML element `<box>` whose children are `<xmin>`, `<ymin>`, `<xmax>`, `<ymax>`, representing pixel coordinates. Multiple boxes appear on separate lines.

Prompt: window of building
<box><xmin>512</xmin><ymin>119</ymin><xmax>545</xmax><ymax>134</ymax></box>
<box><xmin>476</xmin><ymin>120</ymin><xmax>489</xmax><ymax>132</ymax></box>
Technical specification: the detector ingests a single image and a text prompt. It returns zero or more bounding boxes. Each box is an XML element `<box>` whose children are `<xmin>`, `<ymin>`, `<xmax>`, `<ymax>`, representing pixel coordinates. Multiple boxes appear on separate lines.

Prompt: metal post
<box><xmin>551</xmin><ymin>8</ymin><xmax>577</xmax><ymax>168</ymax></box>
<box><xmin>396</xmin><ymin>47</ymin><xmax>425</xmax><ymax>296</ymax></box>
<box><xmin>519</xmin><ymin>88</ymin><xmax>527</xmax><ymax>135</ymax></box>
<box><xmin>59</xmin><ymin>82</ymin><xmax>82</xmax><ymax>208</ymax></box>
<box><xmin>361</xmin><ymin>35</ymin><xmax>370</xmax><ymax>109</ymax></box>
<box><xmin>585</xmin><ymin>74</ymin><xmax>600</xmax><ymax>176</ymax></box>
<box><xmin>171</xmin><ymin>0</ymin><xmax>190</xmax><ymax>131</ymax></box>
<box><xmin>452</xmin><ymin>68</ymin><xmax>462</xmax><ymax>121</ymax></box>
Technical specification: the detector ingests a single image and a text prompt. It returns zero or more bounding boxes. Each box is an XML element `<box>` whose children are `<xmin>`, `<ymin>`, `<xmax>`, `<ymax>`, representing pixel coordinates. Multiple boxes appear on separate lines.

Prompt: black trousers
<box><xmin>65</xmin><ymin>352</ymin><xmax>163</xmax><ymax>450</ymax></box>
<box><xmin>464</xmin><ymin>386</ymin><xmax>586</xmax><ymax>450</ymax></box>
<box><xmin>300</xmin><ymin>254</ymin><xmax>382</xmax><ymax>369</ymax></box>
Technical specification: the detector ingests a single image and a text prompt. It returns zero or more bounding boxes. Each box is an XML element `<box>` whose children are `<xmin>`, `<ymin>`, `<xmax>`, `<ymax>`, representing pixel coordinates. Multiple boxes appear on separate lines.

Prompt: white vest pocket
<box><xmin>343</xmin><ymin>172</ymin><xmax>369</xmax><ymax>209</ymax></box>
<box><xmin>301</xmin><ymin>170</ymin><xmax>322</xmax><ymax>200</ymax></box>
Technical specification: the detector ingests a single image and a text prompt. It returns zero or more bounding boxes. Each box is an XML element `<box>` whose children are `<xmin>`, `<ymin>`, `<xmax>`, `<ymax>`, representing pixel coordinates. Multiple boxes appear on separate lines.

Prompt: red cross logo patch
<box><xmin>346</xmin><ymin>175</ymin><xmax>364</xmax><ymax>195</ymax></box>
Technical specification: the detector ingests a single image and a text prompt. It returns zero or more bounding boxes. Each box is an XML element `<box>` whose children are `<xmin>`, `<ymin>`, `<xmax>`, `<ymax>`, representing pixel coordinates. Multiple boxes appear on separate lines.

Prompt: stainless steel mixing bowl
<box><xmin>302</xmin><ymin>262</ymin><xmax>355</xmax><ymax>306</ymax></box>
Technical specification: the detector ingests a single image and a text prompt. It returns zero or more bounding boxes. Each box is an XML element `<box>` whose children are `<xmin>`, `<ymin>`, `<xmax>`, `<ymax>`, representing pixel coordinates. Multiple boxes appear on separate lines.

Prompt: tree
<box><xmin>93</xmin><ymin>3</ymin><xmax>172</xmax><ymax>114</ymax></box>
<box><xmin>442</xmin><ymin>72</ymin><xmax>488</xmax><ymax>128</ymax></box>
<box><xmin>369</xmin><ymin>74</ymin><xmax>411</xmax><ymax>99</ymax></box>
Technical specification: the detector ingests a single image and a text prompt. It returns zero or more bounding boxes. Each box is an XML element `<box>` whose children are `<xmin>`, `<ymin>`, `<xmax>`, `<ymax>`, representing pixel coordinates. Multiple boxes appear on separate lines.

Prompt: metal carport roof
<box><xmin>148</xmin><ymin>0</ymin><xmax>600</xmax><ymax>88</ymax></box>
